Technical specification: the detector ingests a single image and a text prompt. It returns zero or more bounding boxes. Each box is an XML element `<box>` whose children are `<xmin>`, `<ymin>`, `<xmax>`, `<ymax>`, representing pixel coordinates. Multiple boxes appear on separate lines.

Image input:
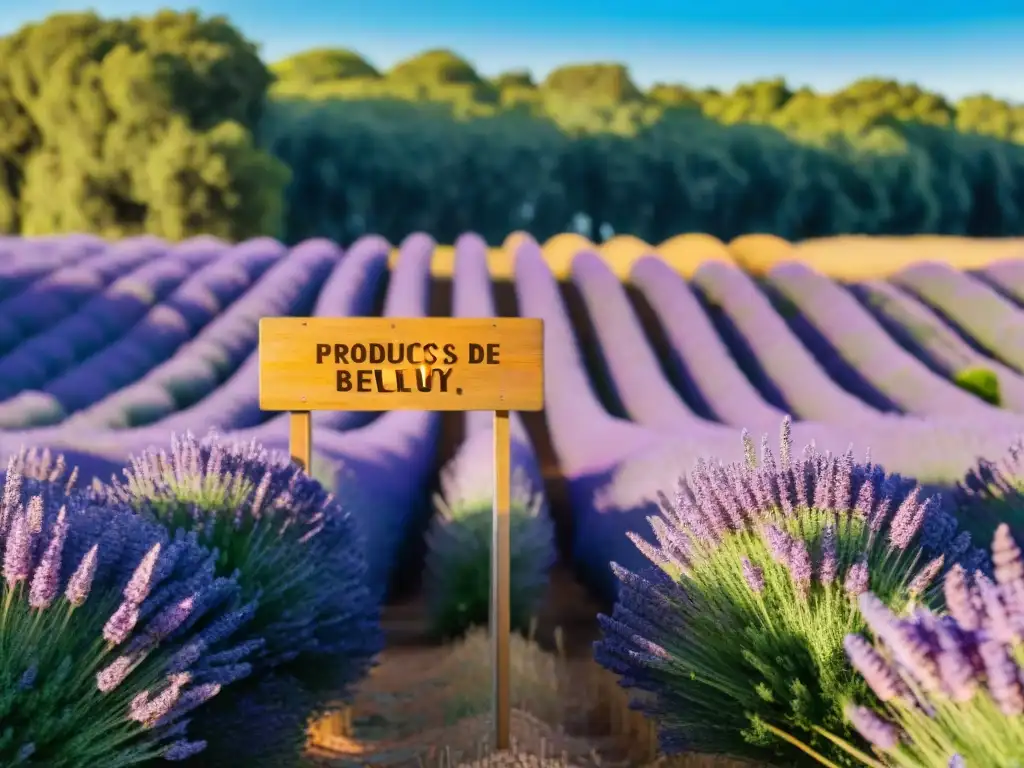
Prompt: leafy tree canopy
<box><xmin>0</xmin><ymin>10</ymin><xmax>289</xmax><ymax>238</ymax></box>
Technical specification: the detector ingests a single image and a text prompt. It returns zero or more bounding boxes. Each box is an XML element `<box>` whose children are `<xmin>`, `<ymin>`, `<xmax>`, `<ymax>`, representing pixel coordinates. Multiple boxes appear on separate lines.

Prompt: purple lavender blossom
<box><xmin>979</xmin><ymin>640</ymin><xmax>1024</xmax><ymax>715</ymax></box>
<box><xmin>843</xmin><ymin>634</ymin><xmax>907</xmax><ymax>702</ymax></box>
<box><xmin>0</xmin><ymin>457</ymin><xmax>257</xmax><ymax>766</ymax></box>
<box><xmin>3</xmin><ymin>509</ymin><xmax>32</xmax><ymax>587</ymax></box>
<box><xmin>844</xmin><ymin>557</ymin><xmax>869</xmax><ymax>597</ymax></box>
<box><xmin>65</xmin><ymin>543</ymin><xmax>98</xmax><ymax>607</ymax></box>
<box><xmin>123</xmin><ymin>542</ymin><xmax>162</xmax><ymax>604</ymax></box>
<box><xmin>103</xmin><ymin>600</ymin><xmax>142</xmax><ymax>645</ymax></box>
<box><xmin>28</xmin><ymin>506</ymin><xmax>68</xmax><ymax>609</ymax></box>
<box><xmin>818</xmin><ymin>524</ymin><xmax>838</xmax><ymax>586</ymax></box>
<box><xmin>845</xmin><ymin>527</ymin><xmax>1024</xmax><ymax>763</ymax></box>
<box><xmin>845</xmin><ymin>704</ymin><xmax>900</xmax><ymax>750</ymax></box>
<box><xmin>992</xmin><ymin>523</ymin><xmax>1024</xmax><ymax>585</ymax></box>
<box><xmin>96</xmin><ymin>431</ymin><xmax>381</xmax><ymax>695</ymax></box>
<box><xmin>762</xmin><ymin>524</ymin><xmax>794</xmax><ymax>565</ymax></box>
<box><xmin>741</xmin><ymin>557</ymin><xmax>765</xmax><ymax>593</ymax></box>
<box><xmin>944</xmin><ymin>564</ymin><xmax>981</xmax><ymax>631</ymax></box>
<box><xmin>787</xmin><ymin>538</ymin><xmax>813</xmax><ymax>599</ymax></box>
<box><xmin>162</xmin><ymin>740</ymin><xmax>207</xmax><ymax>761</ymax></box>
<box><xmin>599</xmin><ymin>419</ymin><xmax>976</xmax><ymax>763</ymax></box>
<box><xmin>907</xmin><ymin>555</ymin><xmax>945</xmax><ymax>599</ymax></box>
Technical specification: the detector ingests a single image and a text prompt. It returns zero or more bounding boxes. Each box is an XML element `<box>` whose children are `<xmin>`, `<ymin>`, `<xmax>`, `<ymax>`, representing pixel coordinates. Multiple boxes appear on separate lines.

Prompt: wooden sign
<box><xmin>258</xmin><ymin>315</ymin><xmax>545</xmax><ymax>751</ymax></box>
<box><xmin>259</xmin><ymin>317</ymin><xmax>544</xmax><ymax>412</ymax></box>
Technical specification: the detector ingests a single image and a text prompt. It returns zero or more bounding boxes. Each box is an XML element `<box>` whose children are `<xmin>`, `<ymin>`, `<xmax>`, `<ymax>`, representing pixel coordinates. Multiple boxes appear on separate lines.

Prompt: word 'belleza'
<box><xmin>314</xmin><ymin>341</ymin><xmax>501</xmax><ymax>394</ymax></box>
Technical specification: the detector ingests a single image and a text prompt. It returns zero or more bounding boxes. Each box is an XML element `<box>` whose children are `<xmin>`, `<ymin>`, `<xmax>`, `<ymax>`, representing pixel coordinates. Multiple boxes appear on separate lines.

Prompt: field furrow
<box><xmin>0</xmin><ymin>232</ymin><xmax>1022</xmax><ymax>615</ymax></box>
<box><xmin>0</xmin><ymin>245</ymin><xmax>220</xmax><ymax>400</ymax></box>
<box><xmin>890</xmin><ymin>261</ymin><xmax>1024</xmax><ymax>372</ymax></box>
<box><xmin>0</xmin><ymin>235</ymin><xmax>106</xmax><ymax>301</ymax></box>
<box><xmin>570</xmin><ymin>249</ymin><xmax>719</xmax><ymax>432</ymax></box>
<box><xmin>628</xmin><ymin>255</ymin><xmax>786</xmax><ymax>431</ymax></box>
<box><xmin>689</xmin><ymin>261</ymin><xmax>886</xmax><ymax>424</ymax></box>
<box><xmin>851</xmin><ymin>278</ymin><xmax>1024</xmax><ymax>412</ymax></box>
<box><xmin>975</xmin><ymin>258</ymin><xmax>1024</xmax><ymax>305</ymax></box>
<box><xmin>766</xmin><ymin>262</ymin><xmax>1016</xmax><ymax>423</ymax></box>
<box><xmin>0</xmin><ymin>237</ymin><xmax>167</xmax><ymax>354</ymax></box>
<box><xmin>60</xmin><ymin>240</ymin><xmax>330</xmax><ymax>429</ymax></box>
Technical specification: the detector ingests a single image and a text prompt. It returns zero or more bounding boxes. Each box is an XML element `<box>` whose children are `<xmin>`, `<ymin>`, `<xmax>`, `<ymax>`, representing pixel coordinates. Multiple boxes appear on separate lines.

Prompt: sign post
<box><xmin>259</xmin><ymin>317</ymin><xmax>544</xmax><ymax>751</ymax></box>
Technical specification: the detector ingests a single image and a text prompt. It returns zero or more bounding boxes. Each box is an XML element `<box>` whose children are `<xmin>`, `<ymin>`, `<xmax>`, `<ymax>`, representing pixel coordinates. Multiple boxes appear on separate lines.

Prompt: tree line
<box><xmin>1</xmin><ymin>10</ymin><xmax>1023</xmax><ymax>245</ymax></box>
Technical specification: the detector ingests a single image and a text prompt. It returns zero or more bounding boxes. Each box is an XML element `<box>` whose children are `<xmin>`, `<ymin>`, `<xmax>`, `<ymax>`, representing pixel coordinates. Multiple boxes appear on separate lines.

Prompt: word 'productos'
<box><xmin>259</xmin><ymin>318</ymin><xmax>544</xmax><ymax>412</ymax></box>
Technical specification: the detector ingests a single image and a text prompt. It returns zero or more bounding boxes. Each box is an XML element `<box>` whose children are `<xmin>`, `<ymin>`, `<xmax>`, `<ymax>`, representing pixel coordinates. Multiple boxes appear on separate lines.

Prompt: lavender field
<box><xmin>2</xmin><ymin>231</ymin><xmax>1024</xmax><ymax>603</ymax></box>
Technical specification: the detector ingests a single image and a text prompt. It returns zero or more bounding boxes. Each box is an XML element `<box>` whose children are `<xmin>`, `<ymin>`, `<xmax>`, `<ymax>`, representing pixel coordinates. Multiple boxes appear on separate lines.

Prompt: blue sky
<box><xmin>3</xmin><ymin>1</ymin><xmax>1023</xmax><ymax>101</ymax></box>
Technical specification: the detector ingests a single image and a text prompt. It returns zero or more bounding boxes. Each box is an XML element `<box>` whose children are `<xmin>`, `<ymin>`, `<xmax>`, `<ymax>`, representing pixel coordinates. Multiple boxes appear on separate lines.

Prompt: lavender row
<box><xmin>890</xmin><ymin>261</ymin><xmax>1024</xmax><ymax>373</ymax></box>
<box><xmin>765</xmin><ymin>262</ymin><xmax>1016</xmax><ymax>423</ymax></box>
<box><xmin>512</xmin><ymin>236</ymin><xmax>719</xmax><ymax>597</ymax></box>
<box><xmin>850</xmin><ymin>279</ymin><xmax>1024</xmax><ymax>412</ymax></box>
<box><xmin>0</xmin><ymin>236</ymin><xmax>168</xmax><ymax>354</ymax></box>
<box><xmin>54</xmin><ymin>238</ymin><xmax>283</xmax><ymax>421</ymax></box>
<box><xmin>0</xmin><ymin>240</ymin><xmax>222</xmax><ymax>400</ymax></box>
<box><xmin>569</xmin><ymin>249</ymin><xmax>723</xmax><ymax>432</ymax></box>
<box><xmin>61</xmin><ymin>239</ymin><xmax>334</xmax><ymax>430</ymax></box>
<box><xmin>240</xmin><ymin>233</ymin><xmax>434</xmax><ymax>443</ymax></box>
<box><xmin>0</xmin><ymin>239</ymin><xmax>282</xmax><ymax>429</ymax></box>
<box><xmin>228</xmin><ymin>233</ymin><xmax>442</xmax><ymax>598</ymax></box>
<box><xmin>310</xmin><ymin>236</ymin><xmax>391</xmax><ymax>431</ymax></box>
<box><xmin>452</xmin><ymin>233</ymin><xmax>504</xmax><ymax>437</ymax></box>
<box><xmin>451</xmin><ymin>232</ymin><xmax>539</xmax><ymax>462</ymax></box>
<box><xmin>689</xmin><ymin>261</ymin><xmax>886</xmax><ymax>426</ymax></box>
<box><xmin>628</xmin><ymin>255</ymin><xmax>785</xmax><ymax>431</ymax></box>
<box><xmin>151</xmin><ymin>237</ymin><xmax>388</xmax><ymax>435</ymax></box>
<box><xmin>513</xmin><ymin>239</ymin><xmax>1024</xmax><ymax>599</ymax></box>
<box><xmin>975</xmin><ymin>258</ymin><xmax>1024</xmax><ymax>305</ymax></box>
<box><xmin>0</xmin><ymin>234</ymin><xmax>107</xmax><ymax>301</ymax></box>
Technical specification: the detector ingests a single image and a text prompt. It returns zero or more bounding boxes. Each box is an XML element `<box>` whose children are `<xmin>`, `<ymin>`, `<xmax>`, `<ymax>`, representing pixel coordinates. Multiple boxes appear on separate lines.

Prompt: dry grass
<box><xmin>731</xmin><ymin>233</ymin><xmax>1024</xmax><ymax>278</ymax></box>
<box><xmin>306</xmin><ymin>627</ymin><xmax>758</xmax><ymax>768</ymax></box>
<box><xmin>387</xmin><ymin>231</ymin><xmax>1023</xmax><ymax>281</ymax></box>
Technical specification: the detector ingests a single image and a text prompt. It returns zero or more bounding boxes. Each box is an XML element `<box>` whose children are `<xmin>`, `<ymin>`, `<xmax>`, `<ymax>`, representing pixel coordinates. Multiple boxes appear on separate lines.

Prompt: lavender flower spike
<box><xmin>28</xmin><ymin>506</ymin><xmax>68</xmax><ymax>609</ymax></box>
<box><xmin>907</xmin><ymin>555</ymin><xmax>945</xmax><ymax>599</ymax></box>
<box><xmin>65</xmin><ymin>544</ymin><xmax>98</xmax><ymax>607</ymax></box>
<box><xmin>844</xmin><ymin>704</ymin><xmax>900</xmax><ymax>750</ymax></box>
<box><xmin>103</xmin><ymin>600</ymin><xmax>142</xmax><ymax>646</ymax></box>
<box><xmin>3</xmin><ymin>509</ymin><xmax>32</xmax><ymax>587</ymax></box>
<box><xmin>762</xmin><ymin>524</ymin><xmax>793</xmax><ymax>565</ymax></box>
<box><xmin>843</xmin><ymin>634</ymin><xmax>907</xmax><ymax>702</ymax></box>
<box><xmin>844</xmin><ymin>557</ymin><xmax>869</xmax><ymax>597</ymax></box>
<box><xmin>818</xmin><ymin>524</ymin><xmax>837</xmax><ymax>586</ymax></box>
<box><xmin>124</xmin><ymin>542</ymin><xmax>162</xmax><ymax>604</ymax></box>
<box><xmin>992</xmin><ymin>523</ymin><xmax>1024</xmax><ymax>586</ymax></box>
<box><xmin>942</xmin><ymin>564</ymin><xmax>980</xmax><ymax>631</ymax></box>
<box><xmin>787</xmin><ymin>538</ymin><xmax>813</xmax><ymax>599</ymax></box>
<box><xmin>741</xmin><ymin>557</ymin><xmax>765</xmax><ymax>593</ymax></box>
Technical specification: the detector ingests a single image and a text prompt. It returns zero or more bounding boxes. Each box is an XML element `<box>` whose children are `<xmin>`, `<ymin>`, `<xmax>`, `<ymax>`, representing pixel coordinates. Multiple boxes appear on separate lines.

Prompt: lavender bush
<box><xmin>955</xmin><ymin>436</ymin><xmax>1024</xmax><ymax>547</ymax></box>
<box><xmin>424</xmin><ymin>431</ymin><xmax>555</xmax><ymax>639</ymax></box>
<box><xmin>594</xmin><ymin>418</ymin><xmax>980</xmax><ymax>765</ymax></box>
<box><xmin>828</xmin><ymin>524</ymin><xmax>1024</xmax><ymax>767</ymax></box>
<box><xmin>93</xmin><ymin>431</ymin><xmax>382</xmax><ymax>765</ymax></box>
<box><xmin>0</xmin><ymin>457</ymin><xmax>257</xmax><ymax>766</ymax></box>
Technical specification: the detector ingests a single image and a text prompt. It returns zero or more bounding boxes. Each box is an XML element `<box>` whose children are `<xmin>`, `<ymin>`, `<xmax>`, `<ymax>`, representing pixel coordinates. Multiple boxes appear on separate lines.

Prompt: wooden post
<box><xmin>289</xmin><ymin>411</ymin><xmax>312</xmax><ymax>472</ymax></box>
<box><xmin>260</xmin><ymin>318</ymin><xmax>543</xmax><ymax>753</ymax></box>
<box><xmin>492</xmin><ymin>409</ymin><xmax>511</xmax><ymax>750</ymax></box>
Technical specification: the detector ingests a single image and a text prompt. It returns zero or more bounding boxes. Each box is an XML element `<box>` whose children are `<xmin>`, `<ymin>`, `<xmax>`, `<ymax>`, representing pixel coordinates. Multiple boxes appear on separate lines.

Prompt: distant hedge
<box><xmin>3</xmin><ymin>12</ymin><xmax>1024</xmax><ymax>244</ymax></box>
<box><xmin>263</xmin><ymin>99</ymin><xmax>1024</xmax><ymax>245</ymax></box>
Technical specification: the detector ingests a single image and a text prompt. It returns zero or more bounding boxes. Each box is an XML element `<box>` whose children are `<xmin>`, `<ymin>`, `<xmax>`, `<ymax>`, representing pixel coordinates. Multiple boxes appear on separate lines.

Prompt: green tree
<box><xmin>0</xmin><ymin>10</ymin><xmax>287</xmax><ymax>238</ymax></box>
<box><xmin>271</xmin><ymin>48</ymin><xmax>381</xmax><ymax>86</ymax></box>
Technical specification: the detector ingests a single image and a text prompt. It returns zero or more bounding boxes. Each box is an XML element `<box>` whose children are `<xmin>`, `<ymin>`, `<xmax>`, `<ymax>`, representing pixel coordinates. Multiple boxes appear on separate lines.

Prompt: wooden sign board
<box><xmin>258</xmin><ymin>315</ymin><xmax>545</xmax><ymax>752</ymax></box>
<box><xmin>258</xmin><ymin>317</ymin><xmax>544</xmax><ymax>412</ymax></box>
